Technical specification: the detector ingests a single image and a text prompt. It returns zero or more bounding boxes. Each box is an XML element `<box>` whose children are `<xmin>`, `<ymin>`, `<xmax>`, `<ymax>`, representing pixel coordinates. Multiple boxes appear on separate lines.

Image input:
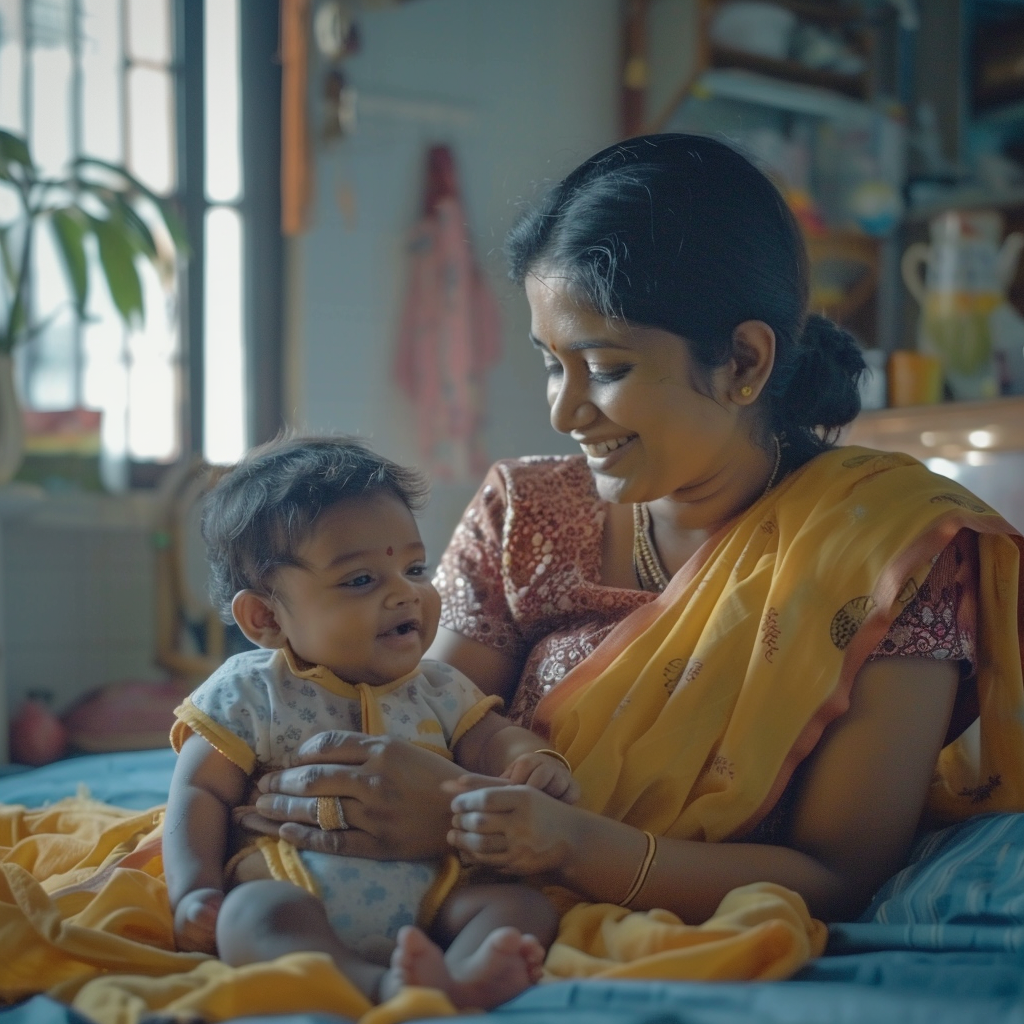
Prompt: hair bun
<box><xmin>781</xmin><ymin>313</ymin><xmax>866</xmax><ymax>432</ymax></box>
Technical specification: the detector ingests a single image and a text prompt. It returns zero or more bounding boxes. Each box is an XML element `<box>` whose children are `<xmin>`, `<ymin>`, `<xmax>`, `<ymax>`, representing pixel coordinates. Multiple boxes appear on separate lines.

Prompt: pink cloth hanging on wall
<box><xmin>393</xmin><ymin>146</ymin><xmax>502</xmax><ymax>481</ymax></box>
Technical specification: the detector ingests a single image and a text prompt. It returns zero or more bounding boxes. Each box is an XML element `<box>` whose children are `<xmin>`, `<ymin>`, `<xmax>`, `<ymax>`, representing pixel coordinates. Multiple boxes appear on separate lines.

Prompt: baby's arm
<box><xmin>453</xmin><ymin>711</ymin><xmax>579</xmax><ymax>803</ymax></box>
<box><xmin>163</xmin><ymin>732</ymin><xmax>248</xmax><ymax>953</ymax></box>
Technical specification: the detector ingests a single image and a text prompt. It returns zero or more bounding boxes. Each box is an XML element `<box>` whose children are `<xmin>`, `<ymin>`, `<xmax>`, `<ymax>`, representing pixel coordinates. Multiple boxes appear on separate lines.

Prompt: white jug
<box><xmin>901</xmin><ymin>210</ymin><xmax>1024</xmax><ymax>400</ymax></box>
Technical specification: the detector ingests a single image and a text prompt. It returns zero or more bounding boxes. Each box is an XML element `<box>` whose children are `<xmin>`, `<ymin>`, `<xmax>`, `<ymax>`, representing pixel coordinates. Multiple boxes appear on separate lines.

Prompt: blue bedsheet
<box><xmin>3</xmin><ymin>751</ymin><xmax>1023</xmax><ymax>1024</ymax></box>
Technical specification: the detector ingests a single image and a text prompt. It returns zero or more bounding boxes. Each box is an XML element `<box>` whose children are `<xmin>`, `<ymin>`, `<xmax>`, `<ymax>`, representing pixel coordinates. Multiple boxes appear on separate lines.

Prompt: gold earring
<box><xmin>740</xmin><ymin>385</ymin><xmax>753</xmax><ymax>397</ymax></box>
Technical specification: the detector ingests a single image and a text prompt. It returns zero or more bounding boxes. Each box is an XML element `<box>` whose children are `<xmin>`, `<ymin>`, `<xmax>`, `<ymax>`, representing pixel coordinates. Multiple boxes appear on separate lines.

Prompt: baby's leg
<box><xmin>217</xmin><ymin>880</ymin><xmax>385</xmax><ymax>1002</ymax></box>
<box><xmin>381</xmin><ymin>883</ymin><xmax>557</xmax><ymax>1009</ymax></box>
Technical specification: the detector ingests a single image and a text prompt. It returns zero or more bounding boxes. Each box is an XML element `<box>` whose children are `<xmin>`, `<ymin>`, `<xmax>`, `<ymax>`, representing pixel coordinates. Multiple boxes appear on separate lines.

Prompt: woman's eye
<box><xmin>588</xmin><ymin>364</ymin><xmax>631</xmax><ymax>384</ymax></box>
<box><xmin>542</xmin><ymin>360</ymin><xmax>562</xmax><ymax>377</ymax></box>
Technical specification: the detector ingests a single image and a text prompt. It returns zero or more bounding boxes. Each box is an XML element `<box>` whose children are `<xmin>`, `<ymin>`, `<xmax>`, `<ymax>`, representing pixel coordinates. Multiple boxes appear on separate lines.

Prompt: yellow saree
<box><xmin>535</xmin><ymin>446</ymin><xmax>1024</xmax><ymax>839</ymax></box>
<box><xmin>534</xmin><ymin>445</ymin><xmax>1024</xmax><ymax>981</ymax></box>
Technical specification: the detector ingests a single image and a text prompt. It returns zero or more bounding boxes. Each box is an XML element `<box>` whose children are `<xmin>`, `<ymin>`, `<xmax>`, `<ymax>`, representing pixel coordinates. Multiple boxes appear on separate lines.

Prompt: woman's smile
<box><xmin>576</xmin><ymin>433</ymin><xmax>637</xmax><ymax>462</ymax></box>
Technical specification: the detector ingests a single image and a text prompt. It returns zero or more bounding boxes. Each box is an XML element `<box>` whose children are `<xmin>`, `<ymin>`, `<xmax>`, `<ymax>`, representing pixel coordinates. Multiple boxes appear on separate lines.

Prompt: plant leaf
<box><xmin>0</xmin><ymin>226</ymin><xmax>16</xmax><ymax>290</ymax></box>
<box><xmin>0</xmin><ymin>130</ymin><xmax>34</xmax><ymax>182</ymax></box>
<box><xmin>74</xmin><ymin>157</ymin><xmax>190</xmax><ymax>256</ymax></box>
<box><xmin>89</xmin><ymin>215</ymin><xmax>144</xmax><ymax>327</ymax></box>
<box><xmin>110</xmin><ymin>195</ymin><xmax>157</xmax><ymax>258</ymax></box>
<box><xmin>154</xmin><ymin>198</ymin><xmax>190</xmax><ymax>258</ymax></box>
<box><xmin>50</xmin><ymin>208</ymin><xmax>90</xmax><ymax>315</ymax></box>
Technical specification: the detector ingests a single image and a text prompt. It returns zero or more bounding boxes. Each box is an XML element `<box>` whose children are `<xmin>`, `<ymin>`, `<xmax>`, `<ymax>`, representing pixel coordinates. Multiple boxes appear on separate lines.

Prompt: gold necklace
<box><xmin>631</xmin><ymin>435</ymin><xmax>783</xmax><ymax>594</ymax></box>
<box><xmin>632</xmin><ymin>502</ymin><xmax>671</xmax><ymax>593</ymax></box>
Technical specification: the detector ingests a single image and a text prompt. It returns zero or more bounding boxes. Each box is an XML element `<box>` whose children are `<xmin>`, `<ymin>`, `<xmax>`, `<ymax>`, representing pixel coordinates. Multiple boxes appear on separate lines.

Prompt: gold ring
<box><xmin>315</xmin><ymin>795</ymin><xmax>349</xmax><ymax>831</ymax></box>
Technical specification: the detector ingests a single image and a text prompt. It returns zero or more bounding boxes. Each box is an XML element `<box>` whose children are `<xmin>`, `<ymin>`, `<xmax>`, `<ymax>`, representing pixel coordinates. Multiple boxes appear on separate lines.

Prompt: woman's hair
<box><xmin>505</xmin><ymin>133</ymin><xmax>866</xmax><ymax>461</ymax></box>
<box><xmin>202</xmin><ymin>434</ymin><xmax>429</xmax><ymax>621</ymax></box>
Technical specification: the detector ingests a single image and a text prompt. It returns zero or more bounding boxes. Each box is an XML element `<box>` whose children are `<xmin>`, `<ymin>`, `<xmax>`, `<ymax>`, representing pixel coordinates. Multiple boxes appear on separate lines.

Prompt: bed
<box><xmin>2</xmin><ymin>749</ymin><xmax>1023</xmax><ymax>1024</ymax></box>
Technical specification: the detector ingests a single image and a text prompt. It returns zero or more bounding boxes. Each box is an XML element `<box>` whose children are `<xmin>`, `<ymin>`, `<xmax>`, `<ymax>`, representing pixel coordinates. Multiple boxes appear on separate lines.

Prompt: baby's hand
<box><xmin>173</xmin><ymin>887</ymin><xmax>224</xmax><ymax>954</ymax></box>
<box><xmin>501</xmin><ymin>751</ymin><xmax>580</xmax><ymax>803</ymax></box>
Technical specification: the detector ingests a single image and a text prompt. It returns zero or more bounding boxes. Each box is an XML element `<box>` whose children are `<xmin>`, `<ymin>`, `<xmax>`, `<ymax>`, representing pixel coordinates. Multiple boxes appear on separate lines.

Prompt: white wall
<box><xmin>286</xmin><ymin>0</ymin><xmax>620</xmax><ymax>559</ymax></box>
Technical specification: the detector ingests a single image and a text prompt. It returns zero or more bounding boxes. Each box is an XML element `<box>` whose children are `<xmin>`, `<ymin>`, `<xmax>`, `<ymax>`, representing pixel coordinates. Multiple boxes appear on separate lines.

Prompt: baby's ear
<box><xmin>231</xmin><ymin>590</ymin><xmax>286</xmax><ymax>649</ymax></box>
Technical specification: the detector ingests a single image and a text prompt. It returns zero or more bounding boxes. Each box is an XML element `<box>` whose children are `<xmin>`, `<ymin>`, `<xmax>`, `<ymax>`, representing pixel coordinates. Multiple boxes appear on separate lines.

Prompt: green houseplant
<box><xmin>0</xmin><ymin>128</ymin><xmax>188</xmax><ymax>484</ymax></box>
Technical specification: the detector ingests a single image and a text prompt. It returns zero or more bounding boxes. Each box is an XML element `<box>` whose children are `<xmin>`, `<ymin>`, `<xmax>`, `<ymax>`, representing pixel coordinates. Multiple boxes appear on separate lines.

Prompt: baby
<box><xmin>162</xmin><ymin>435</ymin><xmax>576</xmax><ymax>1009</ymax></box>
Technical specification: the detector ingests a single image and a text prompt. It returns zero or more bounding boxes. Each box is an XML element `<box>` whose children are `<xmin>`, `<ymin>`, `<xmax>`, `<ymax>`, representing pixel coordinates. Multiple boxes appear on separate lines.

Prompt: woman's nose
<box><xmin>548</xmin><ymin>374</ymin><xmax>597</xmax><ymax>435</ymax></box>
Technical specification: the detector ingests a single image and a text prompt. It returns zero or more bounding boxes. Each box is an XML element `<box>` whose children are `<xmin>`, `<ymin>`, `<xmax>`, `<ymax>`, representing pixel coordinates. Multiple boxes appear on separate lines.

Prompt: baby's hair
<box><xmin>202</xmin><ymin>433</ymin><xmax>429</xmax><ymax>621</ymax></box>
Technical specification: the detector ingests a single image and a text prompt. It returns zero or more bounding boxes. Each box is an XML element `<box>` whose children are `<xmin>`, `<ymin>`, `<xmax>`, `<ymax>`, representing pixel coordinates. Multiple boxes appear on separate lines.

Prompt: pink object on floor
<box><xmin>61</xmin><ymin>677</ymin><xmax>194</xmax><ymax>753</ymax></box>
<box><xmin>10</xmin><ymin>698</ymin><xmax>69</xmax><ymax>766</ymax></box>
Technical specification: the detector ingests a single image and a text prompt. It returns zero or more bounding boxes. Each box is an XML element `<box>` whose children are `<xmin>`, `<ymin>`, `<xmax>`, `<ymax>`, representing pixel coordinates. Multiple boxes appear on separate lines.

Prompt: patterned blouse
<box><xmin>435</xmin><ymin>455</ymin><xmax>979</xmax><ymax>841</ymax></box>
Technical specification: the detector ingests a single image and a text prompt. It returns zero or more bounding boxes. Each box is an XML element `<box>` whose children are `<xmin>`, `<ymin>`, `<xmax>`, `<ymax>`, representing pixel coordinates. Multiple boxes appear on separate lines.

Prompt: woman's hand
<box><xmin>444</xmin><ymin>774</ymin><xmax>581</xmax><ymax>876</ymax></box>
<box><xmin>234</xmin><ymin>730</ymin><xmax>478</xmax><ymax>860</ymax></box>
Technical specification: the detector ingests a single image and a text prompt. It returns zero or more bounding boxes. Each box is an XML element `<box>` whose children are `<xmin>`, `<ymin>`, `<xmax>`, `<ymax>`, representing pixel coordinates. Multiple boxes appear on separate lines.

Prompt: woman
<box><xmin>240</xmin><ymin>134</ymin><xmax>1024</xmax><ymax>927</ymax></box>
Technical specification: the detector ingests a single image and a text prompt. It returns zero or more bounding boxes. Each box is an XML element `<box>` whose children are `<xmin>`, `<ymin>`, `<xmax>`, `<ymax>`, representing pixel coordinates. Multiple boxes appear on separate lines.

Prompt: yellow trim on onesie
<box><xmin>281</xmin><ymin>644</ymin><xmax>421</xmax><ymax>702</ymax></box>
<box><xmin>450</xmin><ymin>694</ymin><xmax>503</xmax><ymax>748</ymax></box>
<box><xmin>418</xmin><ymin>853</ymin><xmax>464</xmax><ymax>930</ymax></box>
<box><xmin>255</xmin><ymin>836</ymin><xmax>320</xmax><ymax>893</ymax></box>
<box><xmin>170</xmin><ymin>698</ymin><xmax>257</xmax><ymax>774</ymax></box>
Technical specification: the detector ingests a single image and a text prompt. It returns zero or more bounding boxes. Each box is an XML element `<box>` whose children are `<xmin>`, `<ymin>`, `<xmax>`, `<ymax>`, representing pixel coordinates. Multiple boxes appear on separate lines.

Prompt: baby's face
<box><xmin>269</xmin><ymin>492</ymin><xmax>440</xmax><ymax>685</ymax></box>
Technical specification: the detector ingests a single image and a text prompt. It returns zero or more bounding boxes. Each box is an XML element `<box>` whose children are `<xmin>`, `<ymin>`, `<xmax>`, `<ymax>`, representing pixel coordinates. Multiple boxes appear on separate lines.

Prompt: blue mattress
<box><xmin>2</xmin><ymin>750</ymin><xmax>1024</xmax><ymax>1024</ymax></box>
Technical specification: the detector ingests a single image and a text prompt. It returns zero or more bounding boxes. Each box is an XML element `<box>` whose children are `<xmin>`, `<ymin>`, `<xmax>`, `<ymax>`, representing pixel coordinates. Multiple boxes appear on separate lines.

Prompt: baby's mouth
<box><xmin>380</xmin><ymin>619</ymin><xmax>420</xmax><ymax>638</ymax></box>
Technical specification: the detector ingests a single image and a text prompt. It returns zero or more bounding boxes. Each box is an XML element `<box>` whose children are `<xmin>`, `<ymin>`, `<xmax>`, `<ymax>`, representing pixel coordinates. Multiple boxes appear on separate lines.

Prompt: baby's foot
<box><xmin>379</xmin><ymin>926</ymin><xmax>446</xmax><ymax>1003</ymax></box>
<box><xmin>379</xmin><ymin>925</ymin><xmax>544</xmax><ymax>1010</ymax></box>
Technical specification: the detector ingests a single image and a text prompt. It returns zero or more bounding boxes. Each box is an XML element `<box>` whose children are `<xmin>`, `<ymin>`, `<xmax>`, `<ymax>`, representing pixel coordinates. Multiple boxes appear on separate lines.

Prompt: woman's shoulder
<box><xmin>488</xmin><ymin>454</ymin><xmax>599</xmax><ymax>508</ymax></box>
<box><xmin>786</xmin><ymin>446</ymin><xmax>990</xmax><ymax>513</ymax></box>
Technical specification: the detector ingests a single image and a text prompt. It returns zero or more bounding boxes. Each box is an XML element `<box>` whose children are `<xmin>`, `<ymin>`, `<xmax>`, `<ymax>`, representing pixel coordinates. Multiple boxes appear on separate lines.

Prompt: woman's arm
<box><xmin>426</xmin><ymin>625</ymin><xmax>522</xmax><ymax>700</ymax></box>
<box><xmin>448</xmin><ymin>656</ymin><xmax>958</xmax><ymax>922</ymax></box>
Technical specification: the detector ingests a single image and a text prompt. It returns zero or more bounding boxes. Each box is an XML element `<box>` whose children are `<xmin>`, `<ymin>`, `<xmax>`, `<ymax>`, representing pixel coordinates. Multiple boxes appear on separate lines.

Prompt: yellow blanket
<box><xmin>0</xmin><ymin>798</ymin><xmax>822</xmax><ymax>1023</ymax></box>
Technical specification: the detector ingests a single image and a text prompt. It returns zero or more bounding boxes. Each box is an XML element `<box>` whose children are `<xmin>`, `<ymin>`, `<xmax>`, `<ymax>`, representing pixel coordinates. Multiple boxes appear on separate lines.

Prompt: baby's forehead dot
<box><xmin>386</xmin><ymin>546</ymin><xmax>393</xmax><ymax>556</ymax></box>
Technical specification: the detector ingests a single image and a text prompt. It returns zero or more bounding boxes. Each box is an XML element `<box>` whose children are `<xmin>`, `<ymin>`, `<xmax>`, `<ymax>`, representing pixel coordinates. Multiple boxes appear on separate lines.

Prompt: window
<box><xmin>0</xmin><ymin>0</ymin><xmax>281</xmax><ymax>482</ymax></box>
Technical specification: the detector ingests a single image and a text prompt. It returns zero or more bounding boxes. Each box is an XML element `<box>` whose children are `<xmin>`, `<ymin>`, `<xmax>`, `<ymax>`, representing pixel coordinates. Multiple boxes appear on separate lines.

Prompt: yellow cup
<box><xmin>887</xmin><ymin>351</ymin><xmax>944</xmax><ymax>407</ymax></box>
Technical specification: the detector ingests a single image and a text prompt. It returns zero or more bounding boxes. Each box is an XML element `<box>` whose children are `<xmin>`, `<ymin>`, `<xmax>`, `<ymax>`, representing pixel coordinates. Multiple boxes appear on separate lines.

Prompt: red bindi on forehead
<box><xmin>386</xmin><ymin>546</ymin><xmax>393</xmax><ymax>556</ymax></box>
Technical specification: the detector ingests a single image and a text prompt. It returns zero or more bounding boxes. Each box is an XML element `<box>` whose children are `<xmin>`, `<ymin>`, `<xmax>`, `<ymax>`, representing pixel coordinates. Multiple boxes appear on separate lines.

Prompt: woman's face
<box><xmin>526</xmin><ymin>271</ymin><xmax>765</xmax><ymax>518</ymax></box>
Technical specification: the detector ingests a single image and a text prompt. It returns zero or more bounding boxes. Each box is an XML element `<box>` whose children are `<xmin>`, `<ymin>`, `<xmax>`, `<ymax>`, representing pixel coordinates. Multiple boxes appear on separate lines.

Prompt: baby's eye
<box><xmin>406</xmin><ymin>564</ymin><xmax>430</xmax><ymax>578</ymax></box>
<box><xmin>341</xmin><ymin>573</ymin><xmax>374</xmax><ymax>588</ymax></box>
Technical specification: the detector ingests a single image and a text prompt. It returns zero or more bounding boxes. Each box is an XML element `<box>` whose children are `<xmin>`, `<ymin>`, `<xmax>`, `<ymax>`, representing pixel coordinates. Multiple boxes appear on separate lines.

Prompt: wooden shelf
<box><xmin>708</xmin><ymin>43</ymin><xmax>868</xmax><ymax>99</ymax></box>
<box><xmin>843</xmin><ymin>396</ymin><xmax>1024</xmax><ymax>460</ymax></box>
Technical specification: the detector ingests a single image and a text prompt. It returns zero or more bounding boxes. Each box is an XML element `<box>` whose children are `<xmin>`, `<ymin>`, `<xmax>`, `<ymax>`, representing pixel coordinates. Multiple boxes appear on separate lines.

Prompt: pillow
<box><xmin>828</xmin><ymin>813</ymin><xmax>1024</xmax><ymax>953</ymax></box>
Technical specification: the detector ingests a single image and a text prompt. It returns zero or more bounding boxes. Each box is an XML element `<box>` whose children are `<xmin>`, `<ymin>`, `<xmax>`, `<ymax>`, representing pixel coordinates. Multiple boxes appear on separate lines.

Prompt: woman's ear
<box><xmin>231</xmin><ymin>590</ymin><xmax>286</xmax><ymax>649</ymax></box>
<box><xmin>729</xmin><ymin>320</ymin><xmax>776</xmax><ymax>404</ymax></box>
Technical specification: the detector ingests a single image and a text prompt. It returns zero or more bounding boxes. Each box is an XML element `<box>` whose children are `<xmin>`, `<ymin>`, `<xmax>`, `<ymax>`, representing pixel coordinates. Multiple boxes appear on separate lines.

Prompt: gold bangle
<box><xmin>534</xmin><ymin>748</ymin><xmax>572</xmax><ymax>773</ymax></box>
<box><xmin>619</xmin><ymin>830</ymin><xmax>657</xmax><ymax>907</ymax></box>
